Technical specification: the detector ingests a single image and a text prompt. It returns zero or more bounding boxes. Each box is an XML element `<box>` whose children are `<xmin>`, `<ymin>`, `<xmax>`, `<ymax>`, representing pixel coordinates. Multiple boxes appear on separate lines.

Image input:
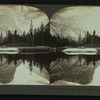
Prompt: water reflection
<box><xmin>50</xmin><ymin>55</ymin><xmax>98</xmax><ymax>85</ymax></box>
<box><xmin>0</xmin><ymin>53</ymin><xmax>100</xmax><ymax>85</ymax></box>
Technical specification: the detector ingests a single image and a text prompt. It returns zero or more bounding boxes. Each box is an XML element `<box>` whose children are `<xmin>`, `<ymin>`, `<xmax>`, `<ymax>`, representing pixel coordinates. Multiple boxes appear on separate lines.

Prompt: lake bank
<box><xmin>0</xmin><ymin>46</ymin><xmax>57</xmax><ymax>54</ymax></box>
<box><xmin>0</xmin><ymin>46</ymin><xmax>100</xmax><ymax>55</ymax></box>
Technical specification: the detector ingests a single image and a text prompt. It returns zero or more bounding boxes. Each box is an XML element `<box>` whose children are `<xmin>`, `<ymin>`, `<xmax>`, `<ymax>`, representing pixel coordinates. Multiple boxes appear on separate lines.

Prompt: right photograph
<box><xmin>50</xmin><ymin>6</ymin><xmax>100</xmax><ymax>86</ymax></box>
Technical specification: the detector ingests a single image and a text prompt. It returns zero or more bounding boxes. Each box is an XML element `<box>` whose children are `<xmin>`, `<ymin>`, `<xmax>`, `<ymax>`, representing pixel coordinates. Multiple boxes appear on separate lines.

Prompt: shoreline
<box><xmin>0</xmin><ymin>46</ymin><xmax>99</xmax><ymax>54</ymax></box>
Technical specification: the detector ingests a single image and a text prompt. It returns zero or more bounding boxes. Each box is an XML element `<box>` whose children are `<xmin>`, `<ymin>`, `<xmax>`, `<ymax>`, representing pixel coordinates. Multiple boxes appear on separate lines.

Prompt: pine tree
<box><xmin>40</xmin><ymin>22</ymin><xmax>44</xmax><ymax>32</ymax></box>
<box><xmin>0</xmin><ymin>30</ymin><xmax>3</xmax><ymax>45</ymax></box>
<box><xmin>22</xmin><ymin>31</ymin><xmax>26</xmax><ymax>43</ymax></box>
<box><xmin>40</xmin><ymin>22</ymin><xmax>44</xmax><ymax>45</ymax></box>
<box><xmin>7</xmin><ymin>30</ymin><xmax>12</xmax><ymax>44</ymax></box>
<box><xmin>13</xmin><ymin>29</ymin><xmax>17</xmax><ymax>43</ymax></box>
<box><xmin>34</xmin><ymin>28</ymin><xmax>37</xmax><ymax>34</ymax></box>
<box><xmin>78</xmin><ymin>31</ymin><xmax>82</xmax><ymax>45</ymax></box>
<box><xmin>29</xmin><ymin>20</ymin><xmax>34</xmax><ymax>45</ymax></box>
<box><xmin>93</xmin><ymin>30</ymin><xmax>96</xmax><ymax>44</ymax></box>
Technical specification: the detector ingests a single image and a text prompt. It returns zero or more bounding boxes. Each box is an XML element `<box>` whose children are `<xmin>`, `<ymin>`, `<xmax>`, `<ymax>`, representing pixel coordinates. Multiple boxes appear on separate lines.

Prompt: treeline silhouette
<box><xmin>0</xmin><ymin>20</ymin><xmax>100</xmax><ymax>47</ymax></box>
<box><xmin>82</xmin><ymin>30</ymin><xmax>100</xmax><ymax>46</ymax></box>
<box><xmin>51</xmin><ymin>30</ymin><xmax>100</xmax><ymax>47</ymax></box>
<box><xmin>0</xmin><ymin>21</ymin><xmax>73</xmax><ymax>47</ymax></box>
<box><xmin>0</xmin><ymin>22</ymin><xmax>51</xmax><ymax>46</ymax></box>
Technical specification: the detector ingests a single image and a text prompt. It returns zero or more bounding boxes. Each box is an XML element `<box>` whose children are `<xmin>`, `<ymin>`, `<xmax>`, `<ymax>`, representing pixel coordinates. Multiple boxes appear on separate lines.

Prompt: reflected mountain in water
<box><xmin>50</xmin><ymin>55</ymin><xmax>99</xmax><ymax>85</ymax></box>
<box><xmin>0</xmin><ymin>55</ymin><xmax>22</xmax><ymax>84</ymax></box>
<box><xmin>0</xmin><ymin>53</ymin><xmax>100</xmax><ymax>85</ymax></box>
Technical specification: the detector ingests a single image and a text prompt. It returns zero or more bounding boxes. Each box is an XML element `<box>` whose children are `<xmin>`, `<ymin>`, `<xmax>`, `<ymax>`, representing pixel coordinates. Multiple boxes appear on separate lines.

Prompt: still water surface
<box><xmin>0</xmin><ymin>53</ymin><xmax>100</xmax><ymax>86</ymax></box>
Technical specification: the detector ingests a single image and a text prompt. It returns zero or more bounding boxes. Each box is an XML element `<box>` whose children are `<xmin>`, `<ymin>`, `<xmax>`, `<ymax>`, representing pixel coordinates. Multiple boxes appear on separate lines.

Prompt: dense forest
<box><xmin>0</xmin><ymin>20</ymin><xmax>100</xmax><ymax>47</ymax></box>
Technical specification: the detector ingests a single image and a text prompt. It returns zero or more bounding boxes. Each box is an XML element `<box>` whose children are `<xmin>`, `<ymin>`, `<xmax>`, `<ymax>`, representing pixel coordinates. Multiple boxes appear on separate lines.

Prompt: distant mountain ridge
<box><xmin>50</xmin><ymin>14</ymin><xmax>98</xmax><ymax>42</ymax></box>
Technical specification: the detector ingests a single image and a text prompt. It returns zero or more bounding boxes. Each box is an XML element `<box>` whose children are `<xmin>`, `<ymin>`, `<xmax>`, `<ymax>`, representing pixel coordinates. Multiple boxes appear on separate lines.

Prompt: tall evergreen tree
<box><xmin>93</xmin><ymin>30</ymin><xmax>96</xmax><ymax>44</ymax></box>
<box><xmin>40</xmin><ymin>22</ymin><xmax>44</xmax><ymax>45</ymax></box>
<box><xmin>0</xmin><ymin>30</ymin><xmax>3</xmax><ymax>45</ymax></box>
<box><xmin>13</xmin><ymin>29</ymin><xmax>17</xmax><ymax>43</ymax></box>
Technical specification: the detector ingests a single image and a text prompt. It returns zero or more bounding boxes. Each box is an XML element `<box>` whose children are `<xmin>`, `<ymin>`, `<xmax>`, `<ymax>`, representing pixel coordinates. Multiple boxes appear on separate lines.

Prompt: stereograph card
<box><xmin>0</xmin><ymin>1</ymin><xmax>100</xmax><ymax>95</ymax></box>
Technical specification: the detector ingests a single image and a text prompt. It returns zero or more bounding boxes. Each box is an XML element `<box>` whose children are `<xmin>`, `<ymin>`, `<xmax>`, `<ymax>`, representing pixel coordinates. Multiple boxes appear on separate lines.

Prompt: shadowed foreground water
<box><xmin>0</xmin><ymin>53</ymin><xmax>100</xmax><ymax>85</ymax></box>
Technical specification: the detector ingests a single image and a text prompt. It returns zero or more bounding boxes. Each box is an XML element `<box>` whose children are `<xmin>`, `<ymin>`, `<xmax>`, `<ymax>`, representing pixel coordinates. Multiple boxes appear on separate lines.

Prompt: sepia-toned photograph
<box><xmin>50</xmin><ymin>6</ymin><xmax>100</xmax><ymax>86</ymax></box>
<box><xmin>0</xmin><ymin>5</ymin><xmax>100</xmax><ymax>87</ymax></box>
<box><xmin>0</xmin><ymin>5</ymin><xmax>50</xmax><ymax>85</ymax></box>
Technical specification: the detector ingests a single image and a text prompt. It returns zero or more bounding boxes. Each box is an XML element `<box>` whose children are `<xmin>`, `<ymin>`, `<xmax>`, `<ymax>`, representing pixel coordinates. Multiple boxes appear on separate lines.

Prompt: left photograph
<box><xmin>0</xmin><ymin>5</ymin><xmax>50</xmax><ymax>85</ymax></box>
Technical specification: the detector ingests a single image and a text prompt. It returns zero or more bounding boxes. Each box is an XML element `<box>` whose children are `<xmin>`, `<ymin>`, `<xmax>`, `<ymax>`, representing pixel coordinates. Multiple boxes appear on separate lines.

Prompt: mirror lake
<box><xmin>0</xmin><ymin>51</ymin><xmax>100</xmax><ymax>86</ymax></box>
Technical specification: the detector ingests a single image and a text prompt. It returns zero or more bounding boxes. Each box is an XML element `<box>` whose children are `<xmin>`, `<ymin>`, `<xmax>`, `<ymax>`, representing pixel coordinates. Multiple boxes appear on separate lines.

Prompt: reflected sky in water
<box><xmin>0</xmin><ymin>53</ymin><xmax>100</xmax><ymax>86</ymax></box>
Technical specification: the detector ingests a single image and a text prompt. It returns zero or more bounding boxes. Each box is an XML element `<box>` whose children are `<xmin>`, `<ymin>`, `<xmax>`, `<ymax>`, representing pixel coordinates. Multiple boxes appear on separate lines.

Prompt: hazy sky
<box><xmin>0</xmin><ymin>5</ymin><xmax>49</xmax><ymax>36</ymax></box>
<box><xmin>50</xmin><ymin>6</ymin><xmax>100</xmax><ymax>40</ymax></box>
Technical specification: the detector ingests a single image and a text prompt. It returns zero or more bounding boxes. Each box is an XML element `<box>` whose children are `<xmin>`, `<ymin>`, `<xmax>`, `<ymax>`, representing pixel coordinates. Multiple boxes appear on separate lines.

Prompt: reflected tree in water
<box><xmin>0</xmin><ymin>54</ymin><xmax>100</xmax><ymax>84</ymax></box>
<box><xmin>0</xmin><ymin>53</ymin><xmax>100</xmax><ymax>72</ymax></box>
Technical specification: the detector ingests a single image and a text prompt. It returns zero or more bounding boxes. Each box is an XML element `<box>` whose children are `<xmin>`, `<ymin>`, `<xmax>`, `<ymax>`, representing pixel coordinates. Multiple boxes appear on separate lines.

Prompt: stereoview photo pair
<box><xmin>0</xmin><ymin>5</ymin><xmax>100</xmax><ymax>86</ymax></box>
